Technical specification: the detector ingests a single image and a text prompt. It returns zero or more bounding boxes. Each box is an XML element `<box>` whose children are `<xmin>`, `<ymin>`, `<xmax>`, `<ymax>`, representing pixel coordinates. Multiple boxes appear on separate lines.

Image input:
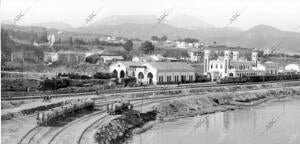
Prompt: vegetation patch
<box><xmin>95</xmin><ymin>110</ymin><xmax>157</xmax><ymax>144</ymax></box>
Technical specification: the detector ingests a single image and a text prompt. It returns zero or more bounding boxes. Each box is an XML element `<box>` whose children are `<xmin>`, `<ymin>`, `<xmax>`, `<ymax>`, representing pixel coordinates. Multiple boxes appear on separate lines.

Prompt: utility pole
<box><xmin>22</xmin><ymin>52</ymin><xmax>25</xmax><ymax>97</ymax></box>
<box><xmin>141</xmin><ymin>85</ymin><xmax>145</xmax><ymax>112</ymax></box>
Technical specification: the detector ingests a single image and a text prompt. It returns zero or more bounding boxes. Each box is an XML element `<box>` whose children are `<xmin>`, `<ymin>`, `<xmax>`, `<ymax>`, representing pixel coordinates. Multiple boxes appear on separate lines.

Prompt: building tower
<box><xmin>232</xmin><ymin>51</ymin><xmax>239</xmax><ymax>61</ymax></box>
<box><xmin>252</xmin><ymin>51</ymin><xmax>258</xmax><ymax>67</ymax></box>
<box><xmin>224</xmin><ymin>50</ymin><xmax>231</xmax><ymax>76</ymax></box>
<box><xmin>204</xmin><ymin>50</ymin><xmax>210</xmax><ymax>74</ymax></box>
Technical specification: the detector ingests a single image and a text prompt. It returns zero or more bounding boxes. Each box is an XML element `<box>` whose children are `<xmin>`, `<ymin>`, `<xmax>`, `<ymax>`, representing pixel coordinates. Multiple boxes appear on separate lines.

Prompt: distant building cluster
<box><xmin>98</xmin><ymin>36</ymin><xmax>127</xmax><ymax>44</ymax></box>
<box><xmin>108</xmin><ymin>44</ymin><xmax>299</xmax><ymax>84</ymax></box>
<box><xmin>175</xmin><ymin>41</ymin><xmax>204</xmax><ymax>49</ymax></box>
<box><xmin>43</xmin><ymin>50</ymin><xmax>124</xmax><ymax>64</ymax></box>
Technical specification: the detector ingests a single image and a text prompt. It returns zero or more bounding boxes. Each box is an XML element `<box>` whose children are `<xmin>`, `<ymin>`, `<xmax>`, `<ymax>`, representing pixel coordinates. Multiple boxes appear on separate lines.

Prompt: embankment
<box><xmin>154</xmin><ymin>87</ymin><xmax>300</xmax><ymax>120</ymax></box>
<box><xmin>94</xmin><ymin>86</ymin><xmax>300</xmax><ymax>144</ymax></box>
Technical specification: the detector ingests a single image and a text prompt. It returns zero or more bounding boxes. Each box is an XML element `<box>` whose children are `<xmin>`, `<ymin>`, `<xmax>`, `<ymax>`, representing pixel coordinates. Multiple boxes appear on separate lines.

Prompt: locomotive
<box><xmin>107</xmin><ymin>100</ymin><xmax>133</xmax><ymax>115</ymax></box>
<box><xmin>37</xmin><ymin>99</ymin><xmax>94</xmax><ymax>126</ymax></box>
<box><xmin>38</xmin><ymin>77</ymin><xmax>70</xmax><ymax>90</ymax></box>
<box><xmin>38</xmin><ymin>72</ymin><xmax>118</xmax><ymax>91</ymax></box>
<box><xmin>217</xmin><ymin>74</ymin><xmax>300</xmax><ymax>84</ymax></box>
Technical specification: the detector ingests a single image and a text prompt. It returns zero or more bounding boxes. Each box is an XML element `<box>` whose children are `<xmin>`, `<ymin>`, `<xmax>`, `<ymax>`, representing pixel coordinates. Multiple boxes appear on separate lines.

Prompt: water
<box><xmin>129</xmin><ymin>98</ymin><xmax>300</xmax><ymax>144</ymax></box>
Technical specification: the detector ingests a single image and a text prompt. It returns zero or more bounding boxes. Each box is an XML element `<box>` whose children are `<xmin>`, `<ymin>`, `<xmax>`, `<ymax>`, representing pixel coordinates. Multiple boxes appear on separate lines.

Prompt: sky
<box><xmin>1</xmin><ymin>0</ymin><xmax>300</xmax><ymax>31</ymax></box>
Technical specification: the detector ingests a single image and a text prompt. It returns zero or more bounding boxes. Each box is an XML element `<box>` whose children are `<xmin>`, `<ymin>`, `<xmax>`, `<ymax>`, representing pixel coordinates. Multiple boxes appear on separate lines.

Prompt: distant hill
<box><xmin>2</xmin><ymin>16</ymin><xmax>300</xmax><ymax>54</ymax></box>
<box><xmin>89</xmin><ymin>14</ymin><xmax>213</xmax><ymax>29</ymax></box>
<box><xmin>79</xmin><ymin>23</ymin><xmax>300</xmax><ymax>53</ymax></box>
<box><xmin>90</xmin><ymin>15</ymin><xmax>157</xmax><ymax>26</ymax></box>
<box><xmin>166</xmin><ymin>14</ymin><xmax>213</xmax><ymax>29</ymax></box>
<box><xmin>29</xmin><ymin>22</ymin><xmax>74</xmax><ymax>31</ymax></box>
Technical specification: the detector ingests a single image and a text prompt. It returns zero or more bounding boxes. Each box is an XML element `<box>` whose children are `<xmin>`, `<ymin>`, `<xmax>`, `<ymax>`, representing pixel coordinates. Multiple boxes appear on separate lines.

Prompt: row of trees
<box><xmin>7</xmin><ymin>29</ymin><xmax>49</xmax><ymax>44</ymax></box>
<box><xmin>151</xmin><ymin>35</ymin><xmax>168</xmax><ymax>42</ymax></box>
<box><xmin>177</xmin><ymin>38</ymin><xmax>199</xmax><ymax>43</ymax></box>
<box><xmin>56</xmin><ymin>37</ymin><xmax>123</xmax><ymax>47</ymax></box>
<box><xmin>1</xmin><ymin>30</ymin><xmax>45</xmax><ymax>65</ymax></box>
<box><xmin>122</xmin><ymin>40</ymin><xmax>155</xmax><ymax>55</ymax></box>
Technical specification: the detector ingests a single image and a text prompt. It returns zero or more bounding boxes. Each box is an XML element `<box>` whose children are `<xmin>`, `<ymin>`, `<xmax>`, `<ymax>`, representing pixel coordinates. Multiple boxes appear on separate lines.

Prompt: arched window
<box><xmin>138</xmin><ymin>72</ymin><xmax>144</xmax><ymax>79</ymax></box>
<box><xmin>113</xmin><ymin>70</ymin><xmax>118</xmax><ymax>77</ymax></box>
<box><xmin>120</xmin><ymin>70</ymin><xmax>125</xmax><ymax>78</ymax></box>
<box><xmin>147</xmin><ymin>73</ymin><xmax>153</xmax><ymax>84</ymax></box>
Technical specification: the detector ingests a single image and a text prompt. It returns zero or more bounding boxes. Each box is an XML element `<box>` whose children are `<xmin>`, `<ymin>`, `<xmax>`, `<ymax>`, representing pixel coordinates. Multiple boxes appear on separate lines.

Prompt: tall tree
<box><xmin>151</xmin><ymin>35</ymin><xmax>160</xmax><ymax>41</ymax></box>
<box><xmin>161</xmin><ymin>35</ymin><xmax>168</xmax><ymax>41</ymax></box>
<box><xmin>139</xmin><ymin>41</ymin><xmax>155</xmax><ymax>54</ymax></box>
<box><xmin>68</xmin><ymin>37</ymin><xmax>73</xmax><ymax>46</ymax></box>
<box><xmin>123</xmin><ymin>40</ymin><xmax>133</xmax><ymax>53</ymax></box>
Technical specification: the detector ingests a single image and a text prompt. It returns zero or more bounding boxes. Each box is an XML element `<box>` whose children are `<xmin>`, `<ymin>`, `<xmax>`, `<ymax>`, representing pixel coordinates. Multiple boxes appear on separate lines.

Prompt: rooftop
<box><xmin>146</xmin><ymin>62</ymin><xmax>196</xmax><ymax>72</ymax></box>
<box><xmin>120</xmin><ymin>61</ymin><xmax>144</xmax><ymax>67</ymax></box>
<box><xmin>100</xmin><ymin>50</ymin><xmax>122</xmax><ymax>56</ymax></box>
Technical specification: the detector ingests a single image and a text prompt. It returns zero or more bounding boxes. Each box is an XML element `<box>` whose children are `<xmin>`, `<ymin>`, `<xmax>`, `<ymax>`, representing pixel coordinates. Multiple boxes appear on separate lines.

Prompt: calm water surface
<box><xmin>129</xmin><ymin>98</ymin><xmax>300</xmax><ymax>144</ymax></box>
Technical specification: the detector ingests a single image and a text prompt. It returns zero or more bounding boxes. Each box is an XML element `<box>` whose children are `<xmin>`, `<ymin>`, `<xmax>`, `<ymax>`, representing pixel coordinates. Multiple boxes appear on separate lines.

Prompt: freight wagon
<box><xmin>37</xmin><ymin>99</ymin><xmax>94</xmax><ymax>126</ymax></box>
<box><xmin>107</xmin><ymin>100</ymin><xmax>133</xmax><ymax>115</ymax></box>
<box><xmin>217</xmin><ymin>74</ymin><xmax>300</xmax><ymax>84</ymax></box>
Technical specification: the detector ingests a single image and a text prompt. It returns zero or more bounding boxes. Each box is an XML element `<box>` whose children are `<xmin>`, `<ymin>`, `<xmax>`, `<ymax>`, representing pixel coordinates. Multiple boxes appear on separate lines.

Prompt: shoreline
<box><xmin>94</xmin><ymin>86</ymin><xmax>300</xmax><ymax>144</ymax></box>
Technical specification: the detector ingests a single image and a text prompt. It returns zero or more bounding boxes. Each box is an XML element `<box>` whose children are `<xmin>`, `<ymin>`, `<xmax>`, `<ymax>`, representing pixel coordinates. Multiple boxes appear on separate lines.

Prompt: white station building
<box><xmin>110</xmin><ymin>61</ymin><xmax>196</xmax><ymax>85</ymax></box>
<box><xmin>204</xmin><ymin>50</ymin><xmax>271</xmax><ymax>80</ymax></box>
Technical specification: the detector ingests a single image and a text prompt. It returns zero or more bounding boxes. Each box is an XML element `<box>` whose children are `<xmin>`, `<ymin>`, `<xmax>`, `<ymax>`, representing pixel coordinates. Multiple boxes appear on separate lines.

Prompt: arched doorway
<box><xmin>147</xmin><ymin>73</ymin><xmax>153</xmax><ymax>84</ymax></box>
<box><xmin>113</xmin><ymin>70</ymin><xmax>118</xmax><ymax>78</ymax></box>
<box><xmin>229</xmin><ymin>73</ymin><xmax>234</xmax><ymax>77</ymax></box>
<box><xmin>120</xmin><ymin>70</ymin><xmax>125</xmax><ymax>78</ymax></box>
<box><xmin>138</xmin><ymin>72</ymin><xmax>144</xmax><ymax>79</ymax></box>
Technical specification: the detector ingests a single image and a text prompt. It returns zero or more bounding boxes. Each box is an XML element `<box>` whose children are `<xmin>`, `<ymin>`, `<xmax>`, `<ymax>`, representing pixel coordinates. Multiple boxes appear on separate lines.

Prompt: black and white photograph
<box><xmin>1</xmin><ymin>0</ymin><xmax>300</xmax><ymax>144</ymax></box>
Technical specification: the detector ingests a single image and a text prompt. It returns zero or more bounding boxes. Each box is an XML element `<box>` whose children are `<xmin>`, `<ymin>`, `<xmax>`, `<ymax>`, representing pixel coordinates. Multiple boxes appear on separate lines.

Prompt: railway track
<box><xmin>17</xmin><ymin>95</ymin><xmax>183</xmax><ymax>144</ymax></box>
<box><xmin>15</xmin><ymin>80</ymin><xmax>300</xmax><ymax>144</ymax></box>
<box><xmin>77</xmin><ymin>97</ymin><xmax>175</xmax><ymax>144</ymax></box>
<box><xmin>4</xmin><ymin>80</ymin><xmax>300</xmax><ymax>101</ymax></box>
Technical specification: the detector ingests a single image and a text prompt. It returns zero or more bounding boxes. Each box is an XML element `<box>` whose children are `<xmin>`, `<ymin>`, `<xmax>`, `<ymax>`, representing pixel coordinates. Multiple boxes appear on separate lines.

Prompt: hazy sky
<box><xmin>1</xmin><ymin>0</ymin><xmax>300</xmax><ymax>31</ymax></box>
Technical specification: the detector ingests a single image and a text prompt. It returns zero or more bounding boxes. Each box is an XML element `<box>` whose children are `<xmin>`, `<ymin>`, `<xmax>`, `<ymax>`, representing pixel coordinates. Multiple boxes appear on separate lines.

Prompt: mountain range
<box><xmin>3</xmin><ymin>14</ymin><xmax>300</xmax><ymax>54</ymax></box>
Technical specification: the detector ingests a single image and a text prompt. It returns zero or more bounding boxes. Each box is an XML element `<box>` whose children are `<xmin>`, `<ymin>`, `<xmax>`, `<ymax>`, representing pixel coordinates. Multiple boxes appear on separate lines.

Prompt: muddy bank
<box><xmin>154</xmin><ymin>87</ymin><xmax>300</xmax><ymax>121</ymax></box>
<box><xmin>95</xmin><ymin>110</ymin><xmax>156</xmax><ymax>144</ymax></box>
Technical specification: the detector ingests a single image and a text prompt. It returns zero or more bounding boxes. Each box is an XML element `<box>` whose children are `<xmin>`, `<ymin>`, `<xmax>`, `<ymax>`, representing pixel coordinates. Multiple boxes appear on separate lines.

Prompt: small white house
<box><xmin>100</xmin><ymin>51</ymin><xmax>124</xmax><ymax>63</ymax></box>
<box><xmin>109</xmin><ymin>61</ymin><xmax>144</xmax><ymax>78</ymax></box>
<box><xmin>285</xmin><ymin>64</ymin><xmax>300</xmax><ymax>72</ymax></box>
<box><xmin>188</xmin><ymin>48</ymin><xmax>203</xmax><ymax>62</ymax></box>
<box><xmin>44</xmin><ymin>52</ymin><xmax>58</xmax><ymax>63</ymax></box>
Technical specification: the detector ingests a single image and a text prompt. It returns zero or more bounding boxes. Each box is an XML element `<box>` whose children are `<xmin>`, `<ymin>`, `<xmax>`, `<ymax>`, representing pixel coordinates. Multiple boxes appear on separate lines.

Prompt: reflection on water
<box><xmin>128</xmin><ymin>98</ymin><xmax>300</xmax><ymax>144</ymax></box>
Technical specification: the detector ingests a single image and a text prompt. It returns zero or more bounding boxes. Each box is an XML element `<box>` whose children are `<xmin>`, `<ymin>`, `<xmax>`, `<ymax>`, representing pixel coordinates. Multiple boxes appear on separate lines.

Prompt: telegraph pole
<box><xmin>141</xmin><ymin>85</ymin><xmax>145</xmax><ymax>112</ymax></box>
